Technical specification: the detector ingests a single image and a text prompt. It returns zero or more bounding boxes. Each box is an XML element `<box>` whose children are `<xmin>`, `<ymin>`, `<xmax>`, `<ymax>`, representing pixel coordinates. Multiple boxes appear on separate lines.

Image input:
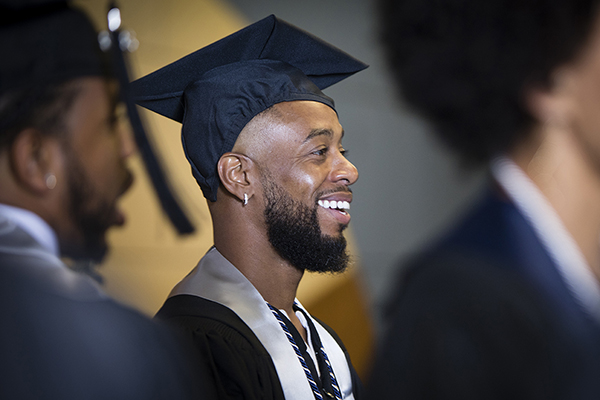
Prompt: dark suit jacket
<box><xmin>0</xmin><ymin>218</ymin><xmax>210</xmax><ymax>399</ymax></box>
<box><xmin>367</xmin><ymin>186</ymin><xmax>600</xmax><ymax>400</ymax></box>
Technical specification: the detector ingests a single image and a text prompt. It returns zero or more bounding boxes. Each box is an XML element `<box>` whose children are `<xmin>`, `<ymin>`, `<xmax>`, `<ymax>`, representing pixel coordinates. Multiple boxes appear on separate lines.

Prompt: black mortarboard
<box><xmin>1</xmin><ymin>1</ymin><xmax>194</xmax><ymax>234</ymax></box>
<box><xmin>132</xmin><ymin>15</ymin><xmax>368</xmax><ymax>202</ymax></box>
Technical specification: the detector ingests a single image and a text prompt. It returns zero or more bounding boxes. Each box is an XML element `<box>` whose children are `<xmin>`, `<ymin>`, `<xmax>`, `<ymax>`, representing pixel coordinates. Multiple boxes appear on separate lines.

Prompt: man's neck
<box><xmin>510</xmin><ymin>127</ymin><xmax>600</xmax><ymax>279</ymax></box>
<box><xmin>215</xmin><ymin>232</ymin><xmax>309</xmax><ymax>341</ymax></box>
<box><xmin>214</xmin><ymin>220</ymin><xmax>303</xmax><ymax>302</ymax></box>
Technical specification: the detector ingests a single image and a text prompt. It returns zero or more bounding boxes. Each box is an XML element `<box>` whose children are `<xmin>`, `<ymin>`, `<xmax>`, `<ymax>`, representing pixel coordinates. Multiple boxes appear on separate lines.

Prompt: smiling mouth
<box><xmin>318</xmin><ymin>199</ymin><xmax>350</xmax><ymax>214</ymax></box>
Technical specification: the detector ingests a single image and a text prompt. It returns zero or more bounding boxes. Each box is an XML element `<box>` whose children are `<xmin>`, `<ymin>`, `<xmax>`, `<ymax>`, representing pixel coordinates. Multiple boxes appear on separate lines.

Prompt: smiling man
<box><xmin>133</xmin><ymin>15</ymin><xmax>367</xmax><ymax>400</ymax></box>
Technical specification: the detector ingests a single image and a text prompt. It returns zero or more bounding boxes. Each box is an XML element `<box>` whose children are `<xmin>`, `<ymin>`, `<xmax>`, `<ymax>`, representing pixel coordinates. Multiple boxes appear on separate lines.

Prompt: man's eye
<box><xmin>312</xmin><ymin>148</ymin><xmax>327</xmax><ymax>156</ymax></box>
<box><xmin>109</xmin><ymin>104</ymin><xmax>127</xmax><ymax>127</ymax></box>
<box><xmin>108</xmin><ymin>114</ymin><xmax>119</xmax><ymax>127</ymax></box>
<box><xmin>340</xmin><ymin>148</ymin><xmax>348</xmax><ymax>157</ymax></box>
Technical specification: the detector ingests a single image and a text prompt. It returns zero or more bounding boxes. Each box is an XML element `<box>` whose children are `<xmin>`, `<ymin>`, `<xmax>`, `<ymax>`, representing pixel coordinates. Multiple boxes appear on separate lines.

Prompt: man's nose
<box><xmin>330</xmin><ymin>153</ymin><xmax>358</xmax><ymax>185</ymax></box>
<box><xmin>119</xmin><ymin>123</ymin><xmax>137</xmax><ymax>159</ymax></box>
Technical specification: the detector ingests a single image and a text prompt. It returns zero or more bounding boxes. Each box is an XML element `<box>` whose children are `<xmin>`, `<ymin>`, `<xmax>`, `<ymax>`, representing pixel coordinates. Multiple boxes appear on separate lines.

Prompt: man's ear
<box><xmin>217</xmin><ymin>152</ymin><xmax>256</xmax><ymax>203</ymax></box>
<box><xmin>10</xmin><ymin>128</ymin><xmax>60</xmax><ymax>195</ymax></box>
<box><xmin>524</xmin><ymin>68</ymin><xmax>576</xmax><ymax>127</ymax></box>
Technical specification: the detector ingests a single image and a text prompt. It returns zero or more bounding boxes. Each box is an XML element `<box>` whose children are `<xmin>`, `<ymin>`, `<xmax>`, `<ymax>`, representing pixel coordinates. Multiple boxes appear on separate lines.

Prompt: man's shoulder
<box><xmin>371</xmin><ymin>204</ymin><xmax>600</xmax><ymax>400</ymax></box>
<box><xmin>383</xmin><ymin>185</ymin><xmax>554</xmax><ymax>318</ymax></box>
<box><xmin>1</xmin><ymin>266</ymin><xmax>176</xmax><ymax>348</ymax></box>
<box><xmin>0</xmin><ymin>271</ymin><xmax>203</xmax><ymax>399</ymax></box>
<box><xmin>156</xmin><ymin>294</ymin><xmax>268</xmax><ymax>348</ymax></box>
<box><xmin>0</xmin><ymin>243</ymin><xmax>108</xmax><ymax>302</ymax></box>
<box><xmin>392</xmin><ymin>185</ymin><xmax>591</xmax><ymax>335</ymax></box>
<box><xmin>399</xmin><ymin>248</ymin><xmax>547</xmax><ymax>314</ymax></box>
<box><xmin>156</xmin><ymin>294</ymin><xmax>284</xmax><ymax>400</ymax></box>
<box><xmin>157</xmin><ymin>294</ymin><xmax>248</xmax><ymax>326</ymax></box>
<box><xmin>431</xmin><ymin>187</ymin><xmax>533</xmax><ymax>264</ymax></box>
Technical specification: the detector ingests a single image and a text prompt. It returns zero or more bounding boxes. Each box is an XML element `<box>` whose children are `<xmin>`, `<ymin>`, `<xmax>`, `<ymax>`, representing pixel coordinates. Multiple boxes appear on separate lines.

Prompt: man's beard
<box><xmin>61</xmin><ymin>147</ymin><xmax>130</xmax><ymax>263</ymax></box>
<box><xmin>261</xmin><ymin>172</ymin><xmax>350</xmax><ymax>273</ymax></box>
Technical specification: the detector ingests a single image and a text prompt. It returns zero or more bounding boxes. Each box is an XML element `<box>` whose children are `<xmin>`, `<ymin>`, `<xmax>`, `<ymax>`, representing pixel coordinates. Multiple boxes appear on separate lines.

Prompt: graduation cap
<box><xmin>0</xmin><ymin>1</ymin><xmax>107</xmax><ymax>92</ymax></box>
<box><xmin>132</xmin><ymin>15</ymin><xmax>368</xmax><ymax>202</ymax></box>
<box><xmin>0</xmin><ymin>0</ymin><xmax>194</xmax><ymax>234</ymax></box>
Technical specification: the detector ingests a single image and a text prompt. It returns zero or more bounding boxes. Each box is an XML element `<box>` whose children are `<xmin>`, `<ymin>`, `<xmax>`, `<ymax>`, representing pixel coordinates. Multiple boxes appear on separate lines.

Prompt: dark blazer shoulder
<box><xmin>370</xmin><ymin>186</ymin><xmax>600</xmax><ymax>400</ymax></box>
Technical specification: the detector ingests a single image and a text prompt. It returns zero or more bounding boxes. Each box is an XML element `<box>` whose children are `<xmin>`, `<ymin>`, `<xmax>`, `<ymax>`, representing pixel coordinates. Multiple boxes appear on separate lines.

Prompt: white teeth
<box><xmin>318</xmin><ymin>200</ymin><xmax>350</xmax><ymax>210</ymax></box>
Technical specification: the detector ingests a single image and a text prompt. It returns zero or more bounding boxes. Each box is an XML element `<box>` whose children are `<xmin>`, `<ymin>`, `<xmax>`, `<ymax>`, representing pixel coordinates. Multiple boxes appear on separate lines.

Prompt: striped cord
<box><xmin>267</xmin><ymin>303</ymin><xmax>324</xmax><ymax>400</ymax></box>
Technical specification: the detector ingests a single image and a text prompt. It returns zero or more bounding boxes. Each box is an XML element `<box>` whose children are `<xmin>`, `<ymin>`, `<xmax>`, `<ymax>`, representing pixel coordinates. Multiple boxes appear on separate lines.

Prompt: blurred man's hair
<box><xmin>0</xmin><ymin>81</ymin><xmax>81</xmax><ymax>150</ymax></box>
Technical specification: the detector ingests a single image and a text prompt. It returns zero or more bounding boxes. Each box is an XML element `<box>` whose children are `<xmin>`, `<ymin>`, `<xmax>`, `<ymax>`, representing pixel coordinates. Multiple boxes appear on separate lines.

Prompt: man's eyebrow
<box><xmin>303</xmin><ymin>128</ymin><xmax>345</xmax><ymax>143</ymax></box>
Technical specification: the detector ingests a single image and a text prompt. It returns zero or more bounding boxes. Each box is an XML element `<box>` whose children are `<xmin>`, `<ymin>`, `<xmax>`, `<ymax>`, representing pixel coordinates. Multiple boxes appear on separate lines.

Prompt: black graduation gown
<box><xmin>156</xmin><ymin>294</ymin><xmax>364</xmax><ymax>400</ymax></box>
<box><xmin>367</xmin><ymin>187</ymin><xmax>600</xmax><ymax>400</ymax></box>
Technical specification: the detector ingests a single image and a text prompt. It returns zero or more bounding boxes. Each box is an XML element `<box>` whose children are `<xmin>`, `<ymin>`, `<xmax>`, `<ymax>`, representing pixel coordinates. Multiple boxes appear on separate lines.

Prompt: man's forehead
<box><xmin>109</xmin><ymin>80</ymin><xmax>126</xmax><ymax>112</ymax></box>
<box><xmin>73</xmin><ymin>77</ymin><xmax>119</xmax><ymax>112</ymax></box>
<box><xmin>270</xmin><ymin>101</ymin><xmax>341</xmax><ymax>136</ymax></box>
<box><xmin>234</xmin><ymin>100</ymin><xmax>342</xmax><ymax>155</ymax></box>
<box><xmin>272</xmin><ymin>99</ymin><xmax>335</xmax><ymax>114</ymax></box>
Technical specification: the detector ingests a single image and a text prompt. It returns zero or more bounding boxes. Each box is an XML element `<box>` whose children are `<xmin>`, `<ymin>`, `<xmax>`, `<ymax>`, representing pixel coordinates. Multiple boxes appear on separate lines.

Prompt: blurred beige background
<box><xmin>74</xmin><ymin>0</ymin><xmax>374</xmax><ymax>377</ymax></box>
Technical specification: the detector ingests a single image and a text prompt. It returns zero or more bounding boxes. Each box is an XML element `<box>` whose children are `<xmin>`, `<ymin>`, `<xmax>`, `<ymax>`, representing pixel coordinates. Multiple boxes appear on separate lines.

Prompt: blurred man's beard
<box><xmin>61</xmin><ymin>147</ymin><xmax>125</xmax><ymax>263</ymax></box>
<box><xmin>261</xmin><ymin>171</ymin><xmax>349</xmax><ymax>273</ymax></box>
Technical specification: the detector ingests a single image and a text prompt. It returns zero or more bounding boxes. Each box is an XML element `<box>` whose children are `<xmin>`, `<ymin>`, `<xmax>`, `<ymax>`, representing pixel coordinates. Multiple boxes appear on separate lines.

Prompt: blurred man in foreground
<box><xmin>369</xmin><ymin>0</ymin><xmax>600</xmax><ymax>399</ymax></box>
<box><xmin>0</xmin><ymin>1</ymin><xmax>206</xmax><ymax>398</ymax></box>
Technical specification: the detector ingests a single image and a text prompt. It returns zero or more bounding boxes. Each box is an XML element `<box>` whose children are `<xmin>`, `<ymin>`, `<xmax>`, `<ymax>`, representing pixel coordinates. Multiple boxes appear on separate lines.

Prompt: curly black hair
<box><xmin>378</xmin><ymin>0</ymin><xmax>600</xmax><ymax>165</ymax></box>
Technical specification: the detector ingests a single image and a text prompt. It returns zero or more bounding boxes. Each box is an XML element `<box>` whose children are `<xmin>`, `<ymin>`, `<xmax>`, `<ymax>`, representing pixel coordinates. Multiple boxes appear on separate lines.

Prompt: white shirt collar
<box><xmin>0</xmin><ymin>203</ymin><xmax>59</xmax><ymax>257</ymax></box>
<box><xmin>491</xmin><ymin>156</ymin><xmax>600</xmax><ymax>321</ymax></box>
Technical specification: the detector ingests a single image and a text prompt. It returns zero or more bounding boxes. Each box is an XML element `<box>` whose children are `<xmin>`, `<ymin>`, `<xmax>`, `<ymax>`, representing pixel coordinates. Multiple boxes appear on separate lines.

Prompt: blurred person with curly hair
<box><xmin>368</xmin><ymin>1</ymin><xmax>600</xmax><ymax>399</ymax></box>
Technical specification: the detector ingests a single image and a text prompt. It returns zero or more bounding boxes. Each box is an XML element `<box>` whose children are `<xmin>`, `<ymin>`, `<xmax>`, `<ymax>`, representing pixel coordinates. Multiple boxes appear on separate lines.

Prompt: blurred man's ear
<box><xmin>525</xmin><ymin>68</ymin><xmax>577</xmax><ymax>127</ymax></box>
<box><xmin>10</xmin><ymin>128</ymin><xmax>61</xmax><ymax>195</ymax></box>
